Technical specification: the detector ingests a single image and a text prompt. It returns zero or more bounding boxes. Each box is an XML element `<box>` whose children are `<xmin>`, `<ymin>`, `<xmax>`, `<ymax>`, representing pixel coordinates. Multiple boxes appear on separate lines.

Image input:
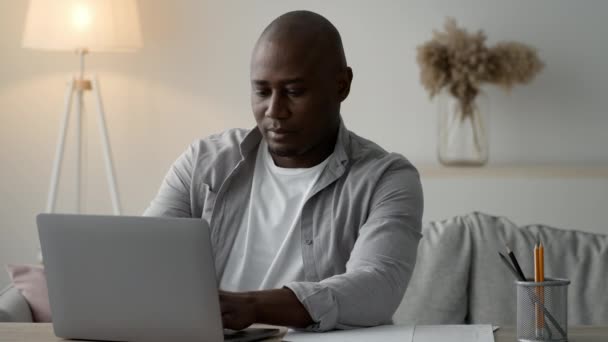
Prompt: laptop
<box><xmin>37</xmin><ymin>213</ymin><xmax>280</xmax><ymax>342</ymax></box>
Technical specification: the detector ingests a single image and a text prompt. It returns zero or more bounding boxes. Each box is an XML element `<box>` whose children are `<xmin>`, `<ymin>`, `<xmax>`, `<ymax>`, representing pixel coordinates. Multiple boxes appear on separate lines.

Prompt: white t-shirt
<box><xmin>219</xmin><ymin>140</ymin><xmax>331</xmax><ymax>291</ymax></box>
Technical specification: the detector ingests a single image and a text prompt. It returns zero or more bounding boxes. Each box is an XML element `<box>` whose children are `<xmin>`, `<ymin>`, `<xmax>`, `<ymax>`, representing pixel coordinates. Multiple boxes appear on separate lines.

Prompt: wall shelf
<box><xmin>417</xmin><ymin>164</ymin><xmax>608</xmax><ymax>179</ymax></box>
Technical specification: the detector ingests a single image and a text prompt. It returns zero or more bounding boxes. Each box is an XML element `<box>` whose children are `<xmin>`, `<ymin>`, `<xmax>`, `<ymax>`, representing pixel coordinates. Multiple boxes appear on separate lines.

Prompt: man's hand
<box><xmin>219</xmin><ymin>288</ymin><xmax>313</xmax><ymax>330</ymax></box>
<box><xmin>219</xmin><ymin>290</ymin><xmax>257</xmax><ymax>330</ymax></box>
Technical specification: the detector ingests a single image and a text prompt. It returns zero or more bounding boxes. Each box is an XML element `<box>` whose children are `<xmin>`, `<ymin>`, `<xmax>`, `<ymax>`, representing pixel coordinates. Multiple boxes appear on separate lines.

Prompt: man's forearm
<box><xmin>251</xmin><ymin>287</ymin><xmax>313</xmax><ymax>328</ymax></box>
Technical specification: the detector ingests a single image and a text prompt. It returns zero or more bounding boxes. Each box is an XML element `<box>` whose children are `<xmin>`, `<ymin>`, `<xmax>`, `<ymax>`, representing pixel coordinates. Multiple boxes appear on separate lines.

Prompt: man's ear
<box><xmin>337</xmin><ymin>67</ymin><xmax>353</xmax><ymax>102</ymax></box>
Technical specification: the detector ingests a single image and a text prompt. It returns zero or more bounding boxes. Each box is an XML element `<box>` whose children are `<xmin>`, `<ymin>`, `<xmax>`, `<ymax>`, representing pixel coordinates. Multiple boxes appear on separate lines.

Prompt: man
<box><xmin>144</xmin><ymin>10</ymin><xmax>423</xmax><ymax>332</ymax></box>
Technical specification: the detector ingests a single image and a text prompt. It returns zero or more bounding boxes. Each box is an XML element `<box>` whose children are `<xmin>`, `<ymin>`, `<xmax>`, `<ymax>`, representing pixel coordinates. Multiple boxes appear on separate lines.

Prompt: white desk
<box><xmin>1</xmin><ymin>323</ymin><xmax>607</xmax><ymax>341</ymax></box>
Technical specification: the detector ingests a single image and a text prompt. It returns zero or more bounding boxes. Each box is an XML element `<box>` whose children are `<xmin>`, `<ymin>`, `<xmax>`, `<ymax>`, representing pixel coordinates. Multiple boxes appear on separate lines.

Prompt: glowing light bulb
<box><xmin>72</xmin><ymin>3</ymin><xmax>92</xmax><ymax>31</ymax></box>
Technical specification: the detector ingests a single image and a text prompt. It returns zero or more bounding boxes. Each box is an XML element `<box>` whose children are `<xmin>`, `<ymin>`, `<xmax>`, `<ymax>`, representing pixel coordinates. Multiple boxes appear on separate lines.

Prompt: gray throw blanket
<box><xmin>394</xmin><ymin>212</ymin><xmax>608</xmax><ymax>326</ymax></box>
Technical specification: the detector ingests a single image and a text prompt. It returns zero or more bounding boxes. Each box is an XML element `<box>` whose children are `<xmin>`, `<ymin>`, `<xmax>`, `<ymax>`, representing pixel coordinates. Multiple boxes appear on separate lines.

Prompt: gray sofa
<box><xmin>394</xmin><ymin>212</ymin><xmax>608</xmax><ymax>325</ymax></box>
<box><xmin>0</xmin><ymin>284</ymin><xmax>32</xmax><ymax>322</ymax></box>
<box><xmin>2</xmin><ymin>212</ymin><xmax>607</xmax><ymax>325</ymax></box>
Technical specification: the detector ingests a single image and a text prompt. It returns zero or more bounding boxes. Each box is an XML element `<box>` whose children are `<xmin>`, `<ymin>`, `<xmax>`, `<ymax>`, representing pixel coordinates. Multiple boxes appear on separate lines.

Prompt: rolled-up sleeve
<box><xmin>285</xmin><ymin>162</ymin><xmax>423</xmax><ymax>331</ymax></box>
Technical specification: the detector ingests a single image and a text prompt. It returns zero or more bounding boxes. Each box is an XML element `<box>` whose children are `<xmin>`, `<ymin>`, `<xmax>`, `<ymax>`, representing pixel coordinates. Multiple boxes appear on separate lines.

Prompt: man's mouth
<box><xmin>267</xmin><ymin>128</ymin><xmax>295</xmax><ymax>141</ymax></box>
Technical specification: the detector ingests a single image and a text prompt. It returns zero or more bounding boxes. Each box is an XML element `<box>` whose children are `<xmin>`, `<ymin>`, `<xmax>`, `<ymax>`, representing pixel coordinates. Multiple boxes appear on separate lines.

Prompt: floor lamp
<box><xmin>22</xmin><ymin>0</ymin><xmax>143</xmax><ymax>214</ymax></box>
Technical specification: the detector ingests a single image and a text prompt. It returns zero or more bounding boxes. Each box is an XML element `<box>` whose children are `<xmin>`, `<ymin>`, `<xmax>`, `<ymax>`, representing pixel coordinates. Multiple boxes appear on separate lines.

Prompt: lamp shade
<box><xmin>22</xmin><ymin>0</ymin><xmax>143</xmax><ymax>52</ymax></box>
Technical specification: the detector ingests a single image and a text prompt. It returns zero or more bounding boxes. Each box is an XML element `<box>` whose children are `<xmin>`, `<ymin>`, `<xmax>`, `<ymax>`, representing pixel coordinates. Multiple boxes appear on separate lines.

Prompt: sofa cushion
<box><xmin>0</xmin><ymin>285</ymin><xmax>34</xmax><ymax>322</ymax></box>
<box><xmin>395</xmin><ymin>215</ymin><xmax>471</xmax><ymax>324</ymax></box>
<box><xmin>6</xmin><ymin>264</ymin><xmax>51</xmax><ymax>322</ymax></box>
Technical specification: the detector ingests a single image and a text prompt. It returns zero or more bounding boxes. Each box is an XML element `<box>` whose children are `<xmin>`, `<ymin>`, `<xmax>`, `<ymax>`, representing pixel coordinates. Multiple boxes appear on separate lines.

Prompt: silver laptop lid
<box><xmin>37</xmin><ymin>213</ymin><xmax>224</xmax><ymax>342</ymax></box>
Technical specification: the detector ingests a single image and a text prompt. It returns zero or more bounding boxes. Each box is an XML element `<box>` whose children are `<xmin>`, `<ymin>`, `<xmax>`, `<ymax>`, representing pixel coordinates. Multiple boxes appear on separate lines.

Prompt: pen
<box><xmin>498</xmin><ymin>252</ymin><xmax>522</xmax><ymax>280</ymax></box>
<box><xmin>505</xmin><ymin>244</ymin><xmax>527</xmax><ymax>281</ymax></box>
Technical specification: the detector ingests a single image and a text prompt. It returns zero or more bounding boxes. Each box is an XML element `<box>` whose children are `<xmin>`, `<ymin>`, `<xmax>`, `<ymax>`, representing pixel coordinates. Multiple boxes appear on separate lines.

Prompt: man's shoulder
<box><xmin>177</xmin><ymin>128</ymin><xmax>256</xmax><ymax>190</ymax></box>
<box><xmin>193</xmin><ymin>127</ymin><xmax>252</xmax><ymax>149</ymax></box>
<box><xmin>180</xmin><ymin>128</ymin><xmax>254</xmax><ymax>172</ymax></box>
<box><xmin>185</xmin><ymin>127</ymin><xmax>253</xmax><ymax>159</ymax></box>
<box><xmin>346</xmin><ymin>130</ymin><xmax>417</xmax><ymax>175</ymax></box>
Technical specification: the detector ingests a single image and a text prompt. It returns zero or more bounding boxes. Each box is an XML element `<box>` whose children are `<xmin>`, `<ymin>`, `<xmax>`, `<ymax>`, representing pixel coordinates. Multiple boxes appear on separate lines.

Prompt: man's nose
<box><xmin>265</xmin><ymin>93</ymin><xmax>289</xmax><ymax>119</ymax></box>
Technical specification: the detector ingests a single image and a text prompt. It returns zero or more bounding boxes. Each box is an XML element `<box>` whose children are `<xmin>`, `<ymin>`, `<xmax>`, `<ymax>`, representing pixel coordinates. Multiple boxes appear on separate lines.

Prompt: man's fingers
<box><xmin>218</xmin><ymin>290</ymin><xmax>254</xmax><ymax>330</ymax></box>
<box><xmin>222</xmin><ymin>312</ymin><xmax>240</xmax><ymax>330</ymax></box>
<box><xmin>222</xmin><ymin>314</ymin><xmax>251</xmax><ymax>331</ymax></box>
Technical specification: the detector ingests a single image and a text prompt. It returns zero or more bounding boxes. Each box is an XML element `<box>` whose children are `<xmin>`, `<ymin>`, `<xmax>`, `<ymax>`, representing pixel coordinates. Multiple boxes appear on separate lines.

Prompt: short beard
<box><xmin>267</xmin><ymin>145</ymin><xmax>302</xmax><ymax>157</ymax></box>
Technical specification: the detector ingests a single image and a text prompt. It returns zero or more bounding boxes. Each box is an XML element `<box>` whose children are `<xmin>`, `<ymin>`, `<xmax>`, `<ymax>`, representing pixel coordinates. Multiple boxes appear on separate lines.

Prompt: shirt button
<box><xmin>305</xmin><ymin>239</ymin><xmax>313</xmax><ymax>245</ymax></box>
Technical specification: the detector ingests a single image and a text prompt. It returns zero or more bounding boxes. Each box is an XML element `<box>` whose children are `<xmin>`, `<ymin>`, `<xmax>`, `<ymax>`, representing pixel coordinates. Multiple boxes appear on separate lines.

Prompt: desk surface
<box><xmin>1</xmin><ymin>323</ymin><xmax>607</xmax><ymax>342</ymax></box>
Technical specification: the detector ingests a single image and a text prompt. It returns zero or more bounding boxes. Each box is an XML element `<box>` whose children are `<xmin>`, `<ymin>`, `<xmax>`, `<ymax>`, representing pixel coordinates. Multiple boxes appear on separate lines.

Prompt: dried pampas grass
<box><xmin>417</xmin><ymin>18</ymin><xmax>544</xmax><ymax>117</ymax></box>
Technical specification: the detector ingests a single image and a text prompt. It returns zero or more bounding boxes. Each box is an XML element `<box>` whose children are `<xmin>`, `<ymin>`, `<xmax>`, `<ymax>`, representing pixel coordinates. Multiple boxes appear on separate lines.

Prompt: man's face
<box><xmin>250</xmin><ymin>39</ymin><xmax>342</xmax><ymax>158</ymax></box>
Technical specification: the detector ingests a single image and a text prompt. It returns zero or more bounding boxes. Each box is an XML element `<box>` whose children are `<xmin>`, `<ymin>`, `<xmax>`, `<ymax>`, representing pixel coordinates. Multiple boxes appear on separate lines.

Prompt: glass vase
<box><xmin>437</xmin><ymin>89</ymin><xmax>489</xmax><ymax>166</ymax></box>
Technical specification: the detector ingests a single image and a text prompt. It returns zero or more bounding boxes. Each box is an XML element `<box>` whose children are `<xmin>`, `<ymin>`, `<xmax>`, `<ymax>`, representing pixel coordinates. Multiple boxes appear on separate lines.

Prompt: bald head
<box><xmin>254</xmin><ymin>11</ymin><xmax>347</xmax><ymax>73</ymax></box>
<box><xmin>250</xmin><ymin>11</ymin><xmax>353</xmax><ymax>168</ymax></box>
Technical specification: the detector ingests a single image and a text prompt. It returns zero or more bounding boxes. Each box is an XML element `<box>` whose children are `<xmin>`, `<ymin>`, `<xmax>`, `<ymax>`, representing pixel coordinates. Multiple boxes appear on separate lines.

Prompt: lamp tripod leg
<box><xmin>75</xmin><ymin>84</ymin><xmax>83</xmax><ymax>214</ymax></box>
<box><xmin>46</xmin><ymin>79</ymin><xmax>75</xmax><ymax>213</ymax></box>
<box><xmin>92</xmin><ymin>75</ymin><xmax>122</xmax><ymax>215</ymax></box>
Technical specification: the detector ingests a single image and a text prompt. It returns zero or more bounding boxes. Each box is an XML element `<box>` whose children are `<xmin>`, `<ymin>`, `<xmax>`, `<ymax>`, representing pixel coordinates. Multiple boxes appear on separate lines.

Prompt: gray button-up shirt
<box><xmin>143</xmin><ymin>119</ymin><xmax>423</xmax><ymax>331</ymax></box>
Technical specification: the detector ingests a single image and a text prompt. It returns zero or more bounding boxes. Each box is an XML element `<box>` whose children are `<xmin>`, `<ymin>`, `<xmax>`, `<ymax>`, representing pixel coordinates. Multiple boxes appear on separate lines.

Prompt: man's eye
<box><xmin>254</xmin><ymin>89</ymin><xmax>271</xmax><ymax>97</ymax></box>
<box><xmin>286</xmin><ymin>88</ymin><xmax>305</xmax><ymax>97</ymax></box>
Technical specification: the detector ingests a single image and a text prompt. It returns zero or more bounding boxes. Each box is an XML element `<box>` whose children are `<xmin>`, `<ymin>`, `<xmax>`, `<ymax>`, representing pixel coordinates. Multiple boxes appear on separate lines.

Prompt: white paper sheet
<box><xmin>413</xmin><ymin>325</ymin><xmax>494</xmax><ymax>342</ymax></box>
<box><xmin>284</xmin><ymin>324</ymin><xmax>494</xmax><ymax>342</ymax></box>
<box><xmin>284</xmin><ymin>324</ymin><xmax>415</xmax><ymax>342</ymax></box>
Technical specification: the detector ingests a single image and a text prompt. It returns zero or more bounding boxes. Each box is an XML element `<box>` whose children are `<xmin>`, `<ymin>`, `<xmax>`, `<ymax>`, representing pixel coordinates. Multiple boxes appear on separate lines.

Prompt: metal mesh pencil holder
<box><xmin>516</xmin><ymin>278</ymin><xmax>570</xmax><ymax>342</ymax></box>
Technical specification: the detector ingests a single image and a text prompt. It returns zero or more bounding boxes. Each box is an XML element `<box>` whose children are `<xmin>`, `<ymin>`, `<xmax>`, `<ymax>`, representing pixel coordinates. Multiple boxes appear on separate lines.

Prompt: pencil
<box><xmin>539</xmin><ymin>242</ymin><xmax>545</xmax><ymax>282</ymax></box>
<box><xmin>534</xmin><ymin>243</ymin><xmax>541</xmax><ymax>337</ymax></box>
<box><xmin>539</xmin><ymin>242</ymin><xmax>545</xmax><ymax>330</ymax></box>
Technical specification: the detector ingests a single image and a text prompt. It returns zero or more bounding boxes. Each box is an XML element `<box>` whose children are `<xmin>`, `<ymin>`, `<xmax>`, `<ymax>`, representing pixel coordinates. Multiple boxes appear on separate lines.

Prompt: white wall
<box><xmin>1</xmin><ymin>0</ymin><xmax>607</xmax><ymax>288</ymax></box>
